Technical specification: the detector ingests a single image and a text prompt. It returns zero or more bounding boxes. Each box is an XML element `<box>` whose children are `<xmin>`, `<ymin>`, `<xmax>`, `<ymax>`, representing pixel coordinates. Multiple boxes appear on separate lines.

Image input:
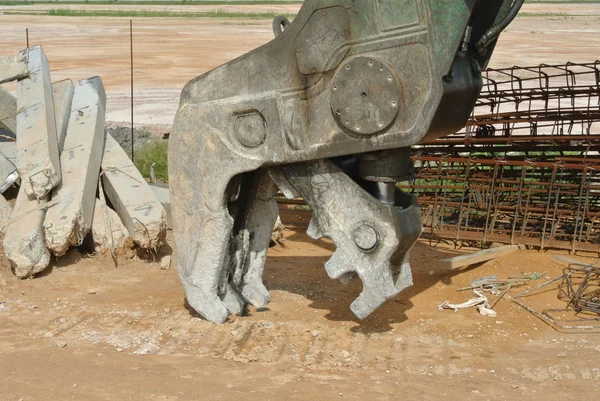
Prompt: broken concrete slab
<box><xmin>52</xmin><ymin>79</ymin><xmax>74</xmax><ymax>151</ymax></box>
<box><xmin>44</xmin><ymin>77</ymin><xmax>106</xmax><ymax>256</ymax></box>
<box><xmin>0</xmin><ymin>85</ymin><xmax>17</xmax><ymax>133</ymax></box>
<box><xmin>0</xmin><ymin>151</ymin><xmax>17</xmax><ymax>193</ymax></box>
<box><xmin>0</xmin><ymin>141</ymin><xmax>19</xmax><ymax>193</ymax></box>
<box><xmin>1</xmin><ymin>79</ymin><xmax>75</xmax><ymax>139</ymax></box>
<box><xmin>160</xmin><ymin>254</ymin><xmax>171</xmax><ymax>270</ymax></box>
<box><xmin>0</xmin><ymin>140</ymin><xmax>16</xmax><ymax>165</ymax></box>
<box><xmin>16</xmin><ymin>45</ymin><xmax>61</xmax><ymax>199</ymax></box>
<box><xmin>101</xmin><ymin>133</ymin><xmax>167</xmax><ymax>249</ymax></box>
<box><xmin>0</xmin><ymin>53</ymin><xmax>27</xmax><ymax>84</ymax></box>
<box><xmin>148</xmin><ymin>183</ymin><xmax>172</xmax><ymax>229</ymax></box>
<box><xmin>437</xmin><ymin>245</ymin><xmax>519</xmax><ymax>270</ymax></box>
<box><xmin>90</xmin><ymin>199</ymin><xmax>130</xmax><ymax>252</ymax></box>
<box><xmin>0</xmin><ymin>193</ymin><xmax>12</xmax><ymax>231</ymax></box>
<box><xmin>3</xmin><ymin>189</ymin><xmax>50</xmax><ymax>278</ymax></box>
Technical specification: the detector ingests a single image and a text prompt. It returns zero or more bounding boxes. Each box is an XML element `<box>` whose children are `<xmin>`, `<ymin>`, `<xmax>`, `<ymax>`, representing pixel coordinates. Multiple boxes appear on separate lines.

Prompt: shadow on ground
<box><xmin>266</xmin><ymin>228</ymin><xmax>482</xmax><ymax>333</ymax></box>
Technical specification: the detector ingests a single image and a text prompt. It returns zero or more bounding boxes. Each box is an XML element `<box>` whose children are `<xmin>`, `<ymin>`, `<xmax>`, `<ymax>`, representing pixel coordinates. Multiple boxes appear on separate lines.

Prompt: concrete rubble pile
<box><xmin>0</xmin><ymin>45</ymin><xmax>167</xmax><ymax>278</ymax></box>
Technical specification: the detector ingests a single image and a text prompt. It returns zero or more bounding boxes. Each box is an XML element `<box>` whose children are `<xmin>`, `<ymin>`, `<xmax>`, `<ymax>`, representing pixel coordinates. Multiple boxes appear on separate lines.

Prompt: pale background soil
<box><xmin>0</xmin><ymin>3</ymin><xmax>599</xmax><ymax>125</ymax></box>
<box><xmin>1</xmin><ymin>3</ymin><xmax>599</xmax><ymax>400</ymax></box>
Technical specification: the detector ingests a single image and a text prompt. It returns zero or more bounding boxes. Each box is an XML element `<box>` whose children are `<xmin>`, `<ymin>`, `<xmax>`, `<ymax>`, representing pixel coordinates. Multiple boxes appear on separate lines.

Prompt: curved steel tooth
<box><xmin>169</xmin><ymin>105</ymin><xmax>259</xmax><ymax>324</ymax></box>
<box><xmin>306</xmin><ymin>217</ymin><xmax>326</xmax><ymax>240</ymax></box>
<box><xmin>323</xmin><ymin>250</ymin><xmax>353</xmax><ymax>279</ymax></box>
<box><xmin>175</xmin><ymin>209</ymin><xmax>233</xmax><ymax>324</ymax></box>
<box><xmin>280</xmin><ymin>159</ymin><xmax>422</xmax><ymax>320</ymax></box>
<box><xmin>233</xmin><ymin>169</ymin><xmax>279</xmax><ymax>308</ymax></box>
<box><xmin>221</xmin><ymin>283</ymin><xmax>246</xmax><ymax>316</ymax></box>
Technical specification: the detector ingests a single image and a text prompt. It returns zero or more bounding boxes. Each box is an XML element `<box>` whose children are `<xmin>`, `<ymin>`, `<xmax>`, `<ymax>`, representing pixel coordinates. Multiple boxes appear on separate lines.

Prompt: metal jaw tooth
<box><xmin>170</xmin><ymin>127</ymin><xmax>278</xmax><ymax>323</ymax></box>
<box><xmin>202</xmin><ymin>169</ymin><xmax>279</xmax><ymax>320</ymax></box>
<box><xmin>306</xmin><ymin>217</ymin><xmax>325</xmax><ymax>240</ymax></box>
<box><xmin>228</xmin><ymin>174</ymin><xmax>278</xmax><ymax>309</ymax></box>
<box><xmin>279</xmin><ymin>159</ymin><xmax>423</xmax><ymax>320</ymax></box>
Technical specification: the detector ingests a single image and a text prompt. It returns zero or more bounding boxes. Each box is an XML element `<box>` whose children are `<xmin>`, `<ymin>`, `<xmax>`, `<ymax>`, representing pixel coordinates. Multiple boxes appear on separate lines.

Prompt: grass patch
<box><xmin>15</xmin><ymin>8</ymin><xmax>298</xmax><ymax>19</ymax></box>
<box><xmin>134</xmin><ymin>139</ymin><xmax>168</xmax><ymax>183</ymax></box>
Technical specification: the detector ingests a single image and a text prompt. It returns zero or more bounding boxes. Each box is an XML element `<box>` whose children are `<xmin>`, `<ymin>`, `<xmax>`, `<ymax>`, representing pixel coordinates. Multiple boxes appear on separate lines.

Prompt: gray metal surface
<box><xmin>170</xmin><ymin>0</ymin><xmax>515</xmax><ymax>323</ymax></box>
<box><xmin>280</xmin><ymin>159</ymin><xmax>422</xmax><ymax>319</ymax></box>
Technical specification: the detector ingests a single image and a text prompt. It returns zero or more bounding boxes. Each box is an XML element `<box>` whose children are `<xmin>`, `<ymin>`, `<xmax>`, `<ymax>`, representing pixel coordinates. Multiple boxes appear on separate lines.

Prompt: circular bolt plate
<box><xmin>234</xmin><ymin>112</ymin><xmax>267</xmax><ymax>148</ymax></box>
<box><xmin>331</xmin><ymin>57</ymin><xmax>401</xmax><ymax>135</ymax></box>
<box><xmin>353</xmin><ymin>224</ymin><xmax>379</xmax><ymax>252</ymax></box>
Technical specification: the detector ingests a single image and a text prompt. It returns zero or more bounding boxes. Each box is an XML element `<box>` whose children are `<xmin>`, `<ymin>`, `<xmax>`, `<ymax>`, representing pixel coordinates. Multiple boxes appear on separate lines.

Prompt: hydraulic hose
<box><xmin>476</xmin><ymin>0</ymin><xmax>525</xmax><ymax>54</ymax></box>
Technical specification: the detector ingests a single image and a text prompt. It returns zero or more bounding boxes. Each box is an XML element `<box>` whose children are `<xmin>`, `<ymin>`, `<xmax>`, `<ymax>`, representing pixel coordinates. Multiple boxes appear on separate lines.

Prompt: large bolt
<box><xmin>233</xmin><ymin>112</ymin><xmax>267</xmax><ymax>148</ymax></box>
<box><xmin>353</xmin><ymin>224</ymin><xmax>378</xmax><ymax>252</ymax></box>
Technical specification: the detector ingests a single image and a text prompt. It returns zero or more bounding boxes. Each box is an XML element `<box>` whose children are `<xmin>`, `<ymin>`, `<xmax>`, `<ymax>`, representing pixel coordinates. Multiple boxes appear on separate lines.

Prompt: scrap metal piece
<box><xmin>281</xmin><ymin>159</ymin><xmax>422</xmax><ymax>318</ymax></box>
<box><xmin>512</xmin><ymin>264</ymin><xmax>600</xmax><ymax>332</ymax></box>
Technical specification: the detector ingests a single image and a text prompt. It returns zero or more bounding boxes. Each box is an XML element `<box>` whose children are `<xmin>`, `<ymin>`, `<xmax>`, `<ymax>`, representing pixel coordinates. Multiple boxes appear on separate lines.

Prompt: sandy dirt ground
<box><xmin>1</xmin><ymin>229</ymin><xmax>600</xmax><ymax>400</ymax></box>
<box><xmin>0</xmin><ymin>3</ymin><xmax>599</xmax><ymax>124</ymax></box>
<box><xmin>1</xmin><ymin>3</ymin><xmax>600</xmax><ymax>400</ymax></box>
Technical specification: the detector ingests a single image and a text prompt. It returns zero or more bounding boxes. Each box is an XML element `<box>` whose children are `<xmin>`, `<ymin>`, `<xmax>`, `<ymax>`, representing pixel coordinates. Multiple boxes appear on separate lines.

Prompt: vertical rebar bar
<box><xmin>455</xmin><ymin>159</ymin><xmax>471</xmax><ymax>241</ymax></box>
<box><xmin>482</xmin><ymin>162</ymin><xmax>499</xmax><ymax>245</ymax></box>
<box><xmin>549</xmin><ymin>167</ymin><xmax>564</xmax><ymax>239</ymax></box>
<box><xmin>572</xmin><ymin>166</ymin><xmax>588</xmax><ymax>252</ymax></box>
<box><xmin>26</xmin><ymin>28</ymin><xmax>29</xmax><ymax>48</ymax></box>
<box><xmin>540</xmin><ymin>164</ymin><xmax>558</xmax><ymax>250</ymax></box>
<box><xmin>429</xmin><ymin>160</ymin><xmax>444</xmax><ymax>245</ymax></box>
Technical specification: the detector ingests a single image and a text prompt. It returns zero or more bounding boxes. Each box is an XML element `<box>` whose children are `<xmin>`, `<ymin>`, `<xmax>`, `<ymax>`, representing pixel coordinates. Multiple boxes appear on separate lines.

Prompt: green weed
<box><xmin>134</xmin><ymin>139</ymin><xmax>169</xmax><ymax>183</ymax></box>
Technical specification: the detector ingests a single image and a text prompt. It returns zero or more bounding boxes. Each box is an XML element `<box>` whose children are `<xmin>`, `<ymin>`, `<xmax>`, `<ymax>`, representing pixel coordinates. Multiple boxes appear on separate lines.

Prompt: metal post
<box><xmin>26</xmin><ymin>28</ymin><xmax>29</xmax><ymax>48</ymax></box>
<box><xmin>130</xmin><ymin>19</ymin><xmax>134</xmax><ymax>162</ymax></box>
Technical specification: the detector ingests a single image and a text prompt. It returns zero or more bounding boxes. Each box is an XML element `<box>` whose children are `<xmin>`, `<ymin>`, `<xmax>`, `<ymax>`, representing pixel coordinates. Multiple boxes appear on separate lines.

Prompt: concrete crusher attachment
<box><xmin>169</xmin><ymin>0</ymin><xmax>523</xmax><ymax>323</ymax></box>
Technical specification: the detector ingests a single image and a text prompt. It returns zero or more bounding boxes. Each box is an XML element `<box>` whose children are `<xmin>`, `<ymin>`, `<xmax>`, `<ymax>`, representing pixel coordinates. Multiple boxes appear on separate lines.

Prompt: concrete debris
<box><xmin>1</xmin><ymin>79</ymin><xmax>74</xmax><ymax>138</ymax></box>
<box><xmin>148</xmin><ymin>183</ymin><xmax>171</xmax><ymax>230</ymax></box>
<box><xmin>0</xmin><ymin>53</ymin><xmax>27</xmax><ymax>83</ymax></box>
<box><xmin>438</xmin><ymin>290</ymin><xmax>497</xmax><ymax>317</ymax></box>
<box><xmin>271</xmin><ymin>215</ymin><xmax>285</xmax><ymax>246</ymax></box>
<box><xmin>101</xmin><ymin>132</ymin><xmax>167</xmax><ymax>250</ymax></box>
<box><xmin>90</xmin><ymin>199</ymin><xmax>129</xmax><ymax>252</ymax></box>
<box><xmin>15</xmin><ymin>45</ymin><xmax>61</xmax><ymax>199</ymax></box>
<box><xmin>0</xmin><ymin>151</ymin><xmax>17</xmax><ymax>193</ymax></box>
<box><xmin>477</xmin><ymin>304</ymin><xmax>497</xmax><ymax>317</ymax></box>
<box><xmin>160</xmin><ymin>254</ymin><xmax>171</xmax><ymax>270</ymax></box>
<box><xmin>0</xmin><ymin>192</ymin><xmax>12</xmax><ymax>231</ymax></box>
<box><xmin>0</xmin><ymin>44</ymin><xmax>177</xmax><ymax>277</ymax></box>
<box><xmin>44</xmin><ymin>77</ymin><xmax>107</xmax><ymax>256</ymax></box>
<box><xmin>0</xmin><ymin>136</ymin><xmax>16</xmax><ymax>165</ymax></box>
<box><xmin>52</xmin><ymin>79</ymin><xmax>74</xmax><ymax>152</ymax></box>
<box><xmin>0</xmin><ymin>85</ymin><xmax>17</xmax><ymax>133</ymax></box>
<box><xmin>437</xmin><ymin>245</ymin><xmax>519</xmax><ymax>270</ymax></box>
<box><xmin>3</xmin><ymin>189</ymin><xmax>50</xmax><ymax>278</ymax></box>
